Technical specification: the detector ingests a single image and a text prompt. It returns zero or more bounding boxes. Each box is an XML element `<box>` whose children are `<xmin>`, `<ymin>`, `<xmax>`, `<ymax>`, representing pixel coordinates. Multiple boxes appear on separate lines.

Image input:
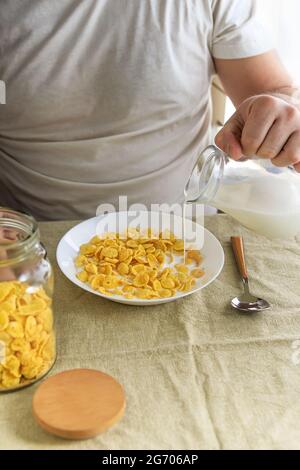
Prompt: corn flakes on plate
<box><xmin>56</xmin><ymin>212</ymin><xmax>224</xmax><ymax>306</ymax></box>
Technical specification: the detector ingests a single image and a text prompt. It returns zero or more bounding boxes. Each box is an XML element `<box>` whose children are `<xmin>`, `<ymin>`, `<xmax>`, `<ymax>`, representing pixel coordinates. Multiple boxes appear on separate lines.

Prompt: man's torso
<box><xmin>0</xmin><ymin>0</ymin><xmax>215</xmax><ymax>219</ymax></box>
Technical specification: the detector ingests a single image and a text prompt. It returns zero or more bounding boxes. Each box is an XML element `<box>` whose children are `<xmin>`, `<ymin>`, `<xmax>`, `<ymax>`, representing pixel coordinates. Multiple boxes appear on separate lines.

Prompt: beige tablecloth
<box><xmin>1</xmin><ymin>215</ymin><xmax>300</xmax><ymax>450</ymax></box>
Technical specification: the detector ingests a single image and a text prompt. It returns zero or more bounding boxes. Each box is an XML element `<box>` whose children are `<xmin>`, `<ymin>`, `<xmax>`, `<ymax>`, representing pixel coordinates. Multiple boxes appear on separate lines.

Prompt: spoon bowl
<box><xmin>231</xmin><ymin>284</ymin><xmax>271</xmax><ymax>312</ymax></box>
<box><xmin>231</xmin><ymin>237</ymin><xmax>271</xmax><ymax>314</ymax></box>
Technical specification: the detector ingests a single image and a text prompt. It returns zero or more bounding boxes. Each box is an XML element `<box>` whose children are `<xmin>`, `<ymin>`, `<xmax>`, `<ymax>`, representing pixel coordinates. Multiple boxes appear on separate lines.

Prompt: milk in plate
<box><xmin>211</xmin><ymin>161</ymin><xmax>300</xmax><ymax>238</ymax></box>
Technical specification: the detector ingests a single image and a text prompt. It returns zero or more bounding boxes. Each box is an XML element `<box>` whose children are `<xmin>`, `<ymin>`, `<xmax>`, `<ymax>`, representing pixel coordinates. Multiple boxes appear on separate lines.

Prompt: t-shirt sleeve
<box><xmin>211</xmin><ymin>0</ymin><xmax>273</xmax><ymax>59</ymax></box>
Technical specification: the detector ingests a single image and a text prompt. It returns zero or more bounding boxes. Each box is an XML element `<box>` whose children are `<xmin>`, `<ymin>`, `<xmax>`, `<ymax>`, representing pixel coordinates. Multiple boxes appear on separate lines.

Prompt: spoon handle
<box><xmin>231</xmin><ymin>236</ymin><xmax>248</xmax><ymax>280</ymax></box>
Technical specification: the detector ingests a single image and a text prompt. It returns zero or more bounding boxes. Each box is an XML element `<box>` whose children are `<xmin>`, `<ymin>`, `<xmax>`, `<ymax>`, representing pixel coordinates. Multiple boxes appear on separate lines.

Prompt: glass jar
<box><xmin>185</xmin><ymin>145</ymin><xmax>300</xmax><ymax>239</ymax></box>
<box><xmin>0</xmin><ymin>208</ymin><xmax>55</xmax><ymax>392</ymax></box>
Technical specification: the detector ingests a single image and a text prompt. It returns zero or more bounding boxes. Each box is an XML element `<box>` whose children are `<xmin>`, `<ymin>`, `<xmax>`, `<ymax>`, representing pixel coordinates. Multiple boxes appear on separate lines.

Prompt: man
<box><xmin>0</xmin><ymin>0</ymin><xmax>299</xmax><ymax>221</ymax></box>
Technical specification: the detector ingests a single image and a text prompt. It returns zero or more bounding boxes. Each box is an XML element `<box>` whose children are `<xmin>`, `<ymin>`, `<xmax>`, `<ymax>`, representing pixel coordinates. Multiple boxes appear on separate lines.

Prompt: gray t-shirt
<box><xmin>0</xmin><ymin>0</ymin><xmax>271</xmax><ymax>220</ymax></box>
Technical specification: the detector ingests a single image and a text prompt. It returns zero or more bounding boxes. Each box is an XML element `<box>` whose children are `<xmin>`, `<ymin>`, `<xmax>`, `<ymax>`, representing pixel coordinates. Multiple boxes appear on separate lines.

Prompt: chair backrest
<box><xmin>211</xmin><ymin>76</ymin><xmax>226</xmax><ymax>127</ymax></box>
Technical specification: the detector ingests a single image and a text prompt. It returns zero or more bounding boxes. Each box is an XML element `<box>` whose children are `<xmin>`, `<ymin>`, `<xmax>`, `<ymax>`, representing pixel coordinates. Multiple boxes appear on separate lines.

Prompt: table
<box><xmin>1</xmin><ymin>215</ymin><xmax>300</xmax><ymax>450</ymax></box>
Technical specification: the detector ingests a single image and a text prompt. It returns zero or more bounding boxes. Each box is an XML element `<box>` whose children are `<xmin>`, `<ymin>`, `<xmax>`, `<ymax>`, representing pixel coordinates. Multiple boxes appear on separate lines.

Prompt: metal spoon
<box><xmin>231</xmin><ymin>236</ymin><xmax>271</xmax><ymax>313</ymax></box>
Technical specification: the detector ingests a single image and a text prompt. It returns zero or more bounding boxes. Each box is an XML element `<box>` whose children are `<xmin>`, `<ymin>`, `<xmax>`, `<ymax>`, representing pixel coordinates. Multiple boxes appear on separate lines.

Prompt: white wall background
<box><xmin>257</xmin><ymin>0</ymin><xmax>300</xmax><ymax>82</ymax></box>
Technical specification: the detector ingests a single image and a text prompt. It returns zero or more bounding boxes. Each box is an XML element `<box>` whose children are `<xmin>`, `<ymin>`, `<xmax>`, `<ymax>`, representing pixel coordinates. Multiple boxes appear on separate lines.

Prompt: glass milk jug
<box><xmin>185</xmin><ymin>145</ymin><xmax>300</xmax><ymax>239</ymax></box>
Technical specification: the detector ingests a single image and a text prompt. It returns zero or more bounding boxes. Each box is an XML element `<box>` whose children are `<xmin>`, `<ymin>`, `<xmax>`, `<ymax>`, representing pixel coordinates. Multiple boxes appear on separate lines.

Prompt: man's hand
<box><xmin>214</xmin><ymin>52</ymin><xmax>300</xmax><ymax>173</ymax></box>
<box><xmin>215</xmin><ymin>94</ymin><xmax>300</xmax><ymax>172</ymax></box>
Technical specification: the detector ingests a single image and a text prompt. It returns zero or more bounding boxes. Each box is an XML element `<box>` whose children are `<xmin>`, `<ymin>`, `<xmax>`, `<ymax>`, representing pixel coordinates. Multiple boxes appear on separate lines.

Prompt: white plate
<box><xmin>56</xmin><ymin>211</ymin><xmax>224</xmax><ymax>306</ymax></box>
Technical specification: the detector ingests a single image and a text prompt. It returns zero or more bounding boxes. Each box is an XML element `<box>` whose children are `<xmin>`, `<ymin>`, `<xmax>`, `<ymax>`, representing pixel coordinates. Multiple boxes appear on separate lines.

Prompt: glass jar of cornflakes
<box><xmin>0</xmin><ymin>207</ymin><xmax>55</xmax><ymax>391</ymax></box>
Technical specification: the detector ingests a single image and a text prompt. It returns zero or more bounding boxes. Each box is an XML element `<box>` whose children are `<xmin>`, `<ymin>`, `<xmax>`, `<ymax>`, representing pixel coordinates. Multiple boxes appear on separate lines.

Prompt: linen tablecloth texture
<box><xmin>1</xmin><ymin>215</ymin><xmax>300</xmax><ymax>450</ymax></box>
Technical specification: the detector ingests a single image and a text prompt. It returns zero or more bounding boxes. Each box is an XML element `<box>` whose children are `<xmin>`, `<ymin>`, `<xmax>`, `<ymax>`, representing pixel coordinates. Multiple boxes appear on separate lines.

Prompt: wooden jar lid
<box><xmin>32</xmin><ymin>369</ymin><xmax>125</xmax><ymax>440</ymax></box>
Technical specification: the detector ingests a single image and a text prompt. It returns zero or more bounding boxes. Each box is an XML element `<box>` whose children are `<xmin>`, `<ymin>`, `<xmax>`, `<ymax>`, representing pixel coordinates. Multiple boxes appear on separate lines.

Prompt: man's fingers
<box><xmin>241</xmin><ymin>97</ymin><xmax>277</xmax><ymax>156</ymax></box>
<box><xmin>256</xmin><ymin>118</ymin><xmax>292</xmax><ymax>159</ymax></box>
<box><xmin>272</xmin><ymin>131</ymin><xmax>300</xmax><ymax>167</ymax></box>
<box><xmin>257</xmin><ymin>105</ymin><xmax>300</xmax><ymax>159</ymax></box>
<box><xmin>215</xmin><ymin>129</ymin><xmax>243</xmax><ymax>160</ymax></box>
<box><xmin>215</xmin><ymin>113</ymin><xmax>243</xmax><ymax>160</ymax></box>
<box><xmin>294</xmin><ymin>162</ymin><xmax>300</xmax><ymax>173</ymax></box>
<box><xmin>224</xmin><ymin>131</ymin><xmax>243</xmax><ymax>160</ymax></box>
